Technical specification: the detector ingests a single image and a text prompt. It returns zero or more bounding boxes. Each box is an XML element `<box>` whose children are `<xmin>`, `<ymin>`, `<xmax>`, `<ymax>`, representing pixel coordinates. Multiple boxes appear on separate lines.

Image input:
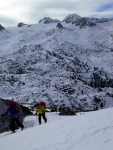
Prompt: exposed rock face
<box><xmin>0</xmin><ymin>24</ymin><xmax>5</xmax><ymax>31</ymax></box>
<box><xmin>74</xmin><ymin>17</ymin><xmax>96</xmax><ymax>28</ymax></box>
<box><xmin>0</xmin><ymin>99</ymin><xmax>8</xmax><ymax>133</ymax></box>
<box><xmin>63</xmin><ymin>14</ymin><xmax>112</xmax><ymax>28</ymax></box>
<box><xmin>56</xmin><ymin>23</ymin><xmax>63</xmax><ymax>28</ymax></box>
<box><xmin>39</xmin><ymin>17</ymin><xmax>59</xmax><ymax>24</ymax></box>
<box><xmin>17</xmin><ymin>22</ymin><xmax>27</xmax><ymax>27</ymax></box>
<box><xmin>63</xmin><ymin>14</ymin><xmax>81</xmax><ymax>23</ymax></box>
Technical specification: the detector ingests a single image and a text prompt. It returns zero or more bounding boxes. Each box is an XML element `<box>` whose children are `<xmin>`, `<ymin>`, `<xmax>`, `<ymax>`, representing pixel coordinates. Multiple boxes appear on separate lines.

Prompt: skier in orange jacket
<box><xmin>36</xmin><ymin>101</ymin><xmax>47</xmax><ymax>125</ymax></box>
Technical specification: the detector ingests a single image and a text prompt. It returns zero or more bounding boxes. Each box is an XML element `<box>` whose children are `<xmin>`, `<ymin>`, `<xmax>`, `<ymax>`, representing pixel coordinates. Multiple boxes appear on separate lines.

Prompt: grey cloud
<box><xmin>33</xmin><ymin>0</ymin><xmax>78</xmax><ymax>11</ymax></box>
<box><xmin>0</xmin><ymin>16</ymin><xmax>18</xmax><ymax>27</ymax></box>
<box><xmin>25</xmin><ymin>0</ymin><xmax>78</xmax><ymax>22</ymax></box>
<box><xmin>2</xmin><ymin>0</ymin><xmax>113</xmax><ymax>27</ymax></box>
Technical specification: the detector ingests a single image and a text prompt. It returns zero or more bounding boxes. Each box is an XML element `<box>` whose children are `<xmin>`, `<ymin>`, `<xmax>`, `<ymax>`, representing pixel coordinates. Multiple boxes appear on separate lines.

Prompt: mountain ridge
<box><xmin>0</xmin><ymin>13</ymin><xmax>113</xmax><ymax>111</ymax></box>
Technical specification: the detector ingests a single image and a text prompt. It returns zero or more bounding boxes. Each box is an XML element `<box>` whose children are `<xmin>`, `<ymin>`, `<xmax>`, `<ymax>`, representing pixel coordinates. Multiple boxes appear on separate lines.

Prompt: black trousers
<box><xmin>10</xmin><ymin>117</ymin><xmax>24</xmax><ymax>132</ymax></box>
<box><xmin>38</xmin><ymin>113</ymin><xmax>47</xmax><ymax>124</ymax></box>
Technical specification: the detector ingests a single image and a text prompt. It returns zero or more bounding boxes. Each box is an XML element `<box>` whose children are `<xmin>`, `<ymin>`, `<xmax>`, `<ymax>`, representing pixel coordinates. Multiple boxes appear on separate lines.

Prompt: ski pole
<box><xmin>36</xmin><ymin>114</ymin><xmax>38</xmax><ymax>125</ymax></box>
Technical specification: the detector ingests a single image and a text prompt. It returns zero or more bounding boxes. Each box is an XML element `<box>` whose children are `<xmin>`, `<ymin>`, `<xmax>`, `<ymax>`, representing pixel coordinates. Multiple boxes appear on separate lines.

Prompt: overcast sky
<box><xmin>0</xmin><ymin>0</ymin><xmax>113</xmax><ymax>27</ymax></box>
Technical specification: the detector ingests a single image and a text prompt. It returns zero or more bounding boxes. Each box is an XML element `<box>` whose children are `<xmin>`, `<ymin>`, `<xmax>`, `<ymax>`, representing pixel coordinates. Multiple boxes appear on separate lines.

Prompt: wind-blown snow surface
<box><xmin>0</xmin><ymin>108</ymin><xmax>113</xmax><ymax>150</ymax></box>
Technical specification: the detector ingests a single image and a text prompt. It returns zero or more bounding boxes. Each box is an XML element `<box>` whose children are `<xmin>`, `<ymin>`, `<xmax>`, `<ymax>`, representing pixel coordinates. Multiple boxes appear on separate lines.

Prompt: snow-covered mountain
<box><xmin>0</xmin><ymin>14</ymin><xmax>113</xmax><ymax>111</ymax></box>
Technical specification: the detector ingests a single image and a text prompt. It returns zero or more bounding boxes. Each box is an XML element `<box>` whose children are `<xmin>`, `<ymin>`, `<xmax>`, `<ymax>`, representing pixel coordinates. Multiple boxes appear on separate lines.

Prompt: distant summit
<box><xmin>63</xmin><ymin>14</ymin><xmax>96</xmax><ymax>28</ymax></box>
<box><xmin>63</xmin><ymin>13</ymin><xmax>113</xmax><ymax>28</ymax></box>
<box><xmin>63</xmin><ymin>14</ymin><xmax>81</xmax><ymax>23</ymax></box>
<box><xmin>39</xmin><ymin>17</ymin><xmax>60</xmax><ymax>24</ymax></box>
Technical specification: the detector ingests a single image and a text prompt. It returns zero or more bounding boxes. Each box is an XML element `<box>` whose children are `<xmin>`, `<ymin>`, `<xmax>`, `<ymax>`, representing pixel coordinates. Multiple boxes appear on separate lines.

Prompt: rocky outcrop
<box><xmin>56</xmin><ymin>23</ymin><xmax>63</xmax><ymax>28</ymax></box>
<box><xmin>63</xmin><ymin>14</ymin><xmax>112</xmax><ymax>28</ymax></box>
<box><xmin>0</xmin><ymin>24</ymin><xmax>5</xmax><ymax>31</ymax></box>
<box><xmin>63</xmin><ymin>14</ymin><xmax>81</xmax><ymax>23</ymax></box>
<box><xmin>39</xmin><ymin>17</ymin><xmax>59</xmax><ymax>24</ymax></box>
<box><xmin>17</xmin><ymin>22</ymin><xmax>27</xmax><ymax>27</ymax></box>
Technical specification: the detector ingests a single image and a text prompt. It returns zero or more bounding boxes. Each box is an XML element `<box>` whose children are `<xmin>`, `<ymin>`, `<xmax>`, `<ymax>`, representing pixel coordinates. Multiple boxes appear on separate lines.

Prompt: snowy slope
<box><xmin>0</xmin><ymin>108</ymin><xmax>113</xmax><ymax>150</ymax></box>
<box><xmin>0</xmin><ymin>14</ymin><xmax>113</xmax><ymax>111</ymax></box>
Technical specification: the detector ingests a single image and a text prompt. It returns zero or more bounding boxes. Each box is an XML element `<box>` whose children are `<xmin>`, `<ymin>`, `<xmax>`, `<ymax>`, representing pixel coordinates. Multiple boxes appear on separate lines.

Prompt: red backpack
<box><xmin>40</xmin><ymin>101</ymin><xmax>46</xmax><ymax>108</ymax></box>
<box><xmin>10</xmin><ymin>100</ymin><xmax>20</xmax><ymax>112</ymax></box>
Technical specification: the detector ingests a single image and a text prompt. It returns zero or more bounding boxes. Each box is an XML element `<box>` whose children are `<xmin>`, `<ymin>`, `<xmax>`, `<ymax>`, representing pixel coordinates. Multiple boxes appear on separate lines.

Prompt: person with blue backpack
<box><xmin>1</xmin><ymin>100</ymin><xmax>24</xmax><ymax>133</ymax></box>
